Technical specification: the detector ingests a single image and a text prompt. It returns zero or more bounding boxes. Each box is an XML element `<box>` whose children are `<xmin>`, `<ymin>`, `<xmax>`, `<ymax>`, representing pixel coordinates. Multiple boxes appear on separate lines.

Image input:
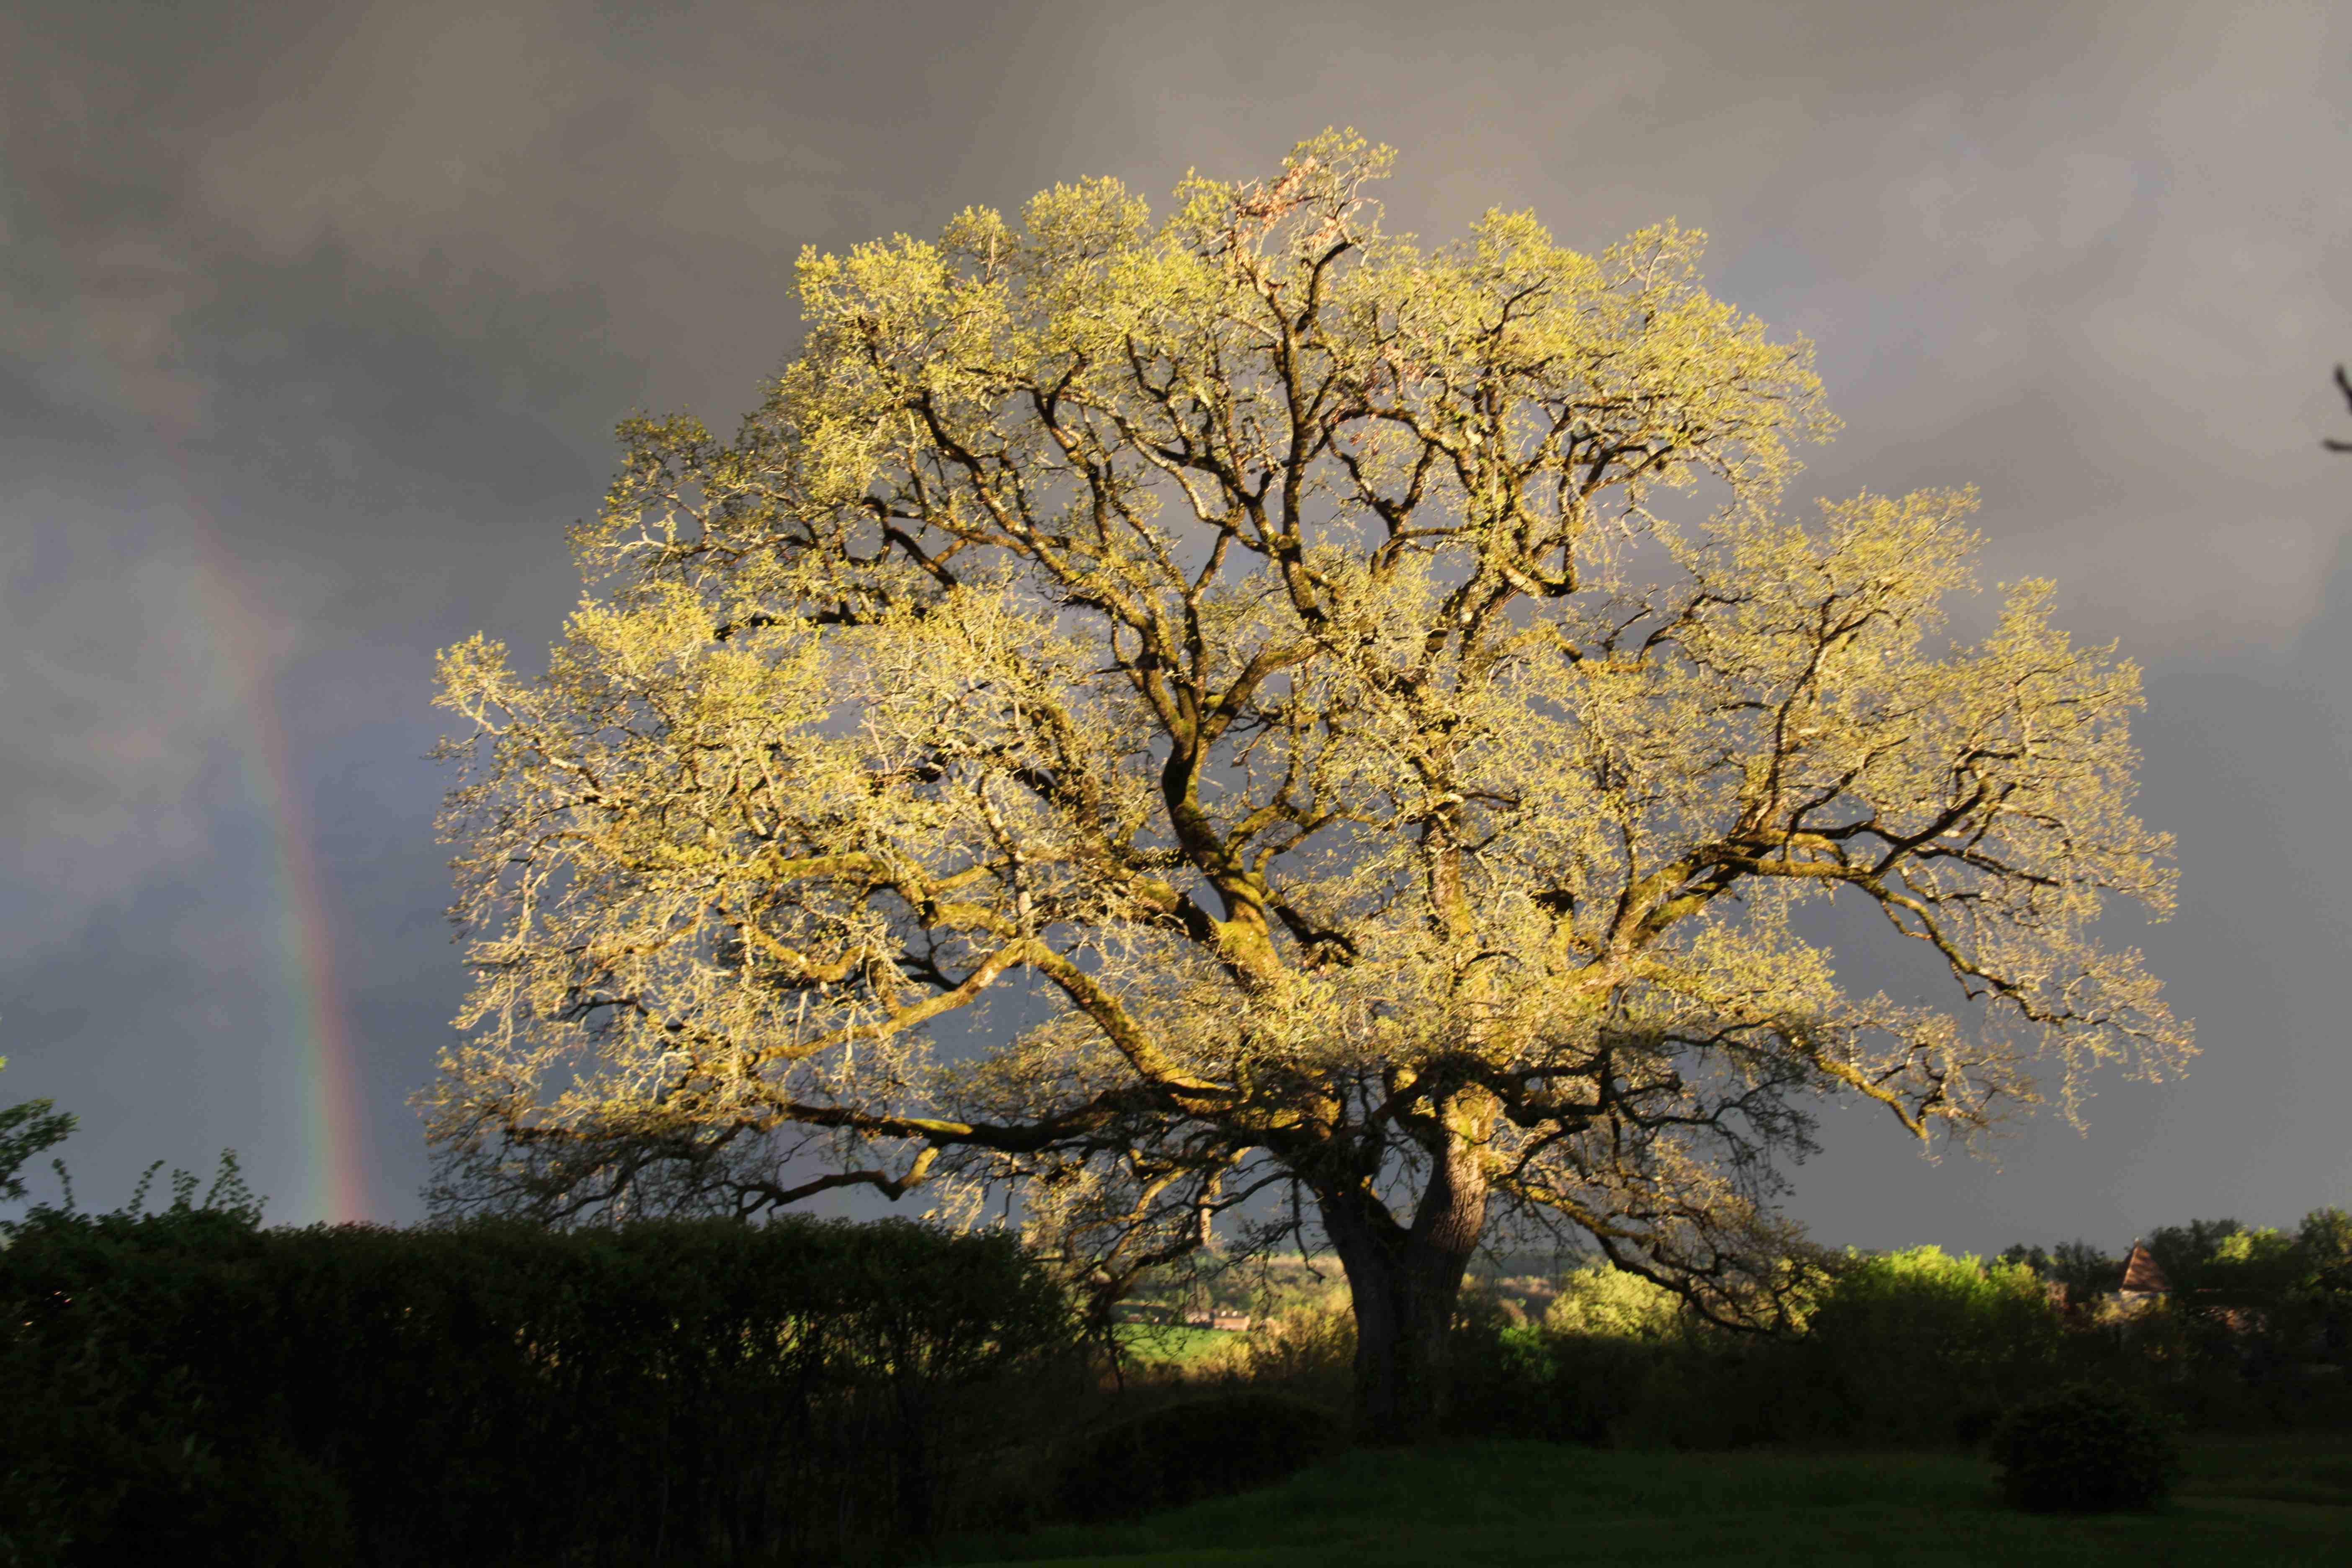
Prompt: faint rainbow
<box><xmin>163</xmin><ymin>444</ymin><xmax>372</xmax><ymax>1225</ymax></box>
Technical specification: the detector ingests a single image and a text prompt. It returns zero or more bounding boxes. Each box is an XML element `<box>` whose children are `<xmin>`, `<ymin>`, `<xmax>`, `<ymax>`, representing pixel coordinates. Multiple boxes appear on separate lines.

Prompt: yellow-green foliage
<box><xmin>1543</xmin><ymin>1262</ymin><xmax>1685</xmax><ymax>1341</ymax></box>
<box><xmin>1813</xmin><ymin>1245</ymin><xmax>2059</xmax><ymax>1351</ymax></box>
<box><xmin>428</xmin><ymin>132</ymin><xmax>2188</xmax><ymax>1319</ymax></box>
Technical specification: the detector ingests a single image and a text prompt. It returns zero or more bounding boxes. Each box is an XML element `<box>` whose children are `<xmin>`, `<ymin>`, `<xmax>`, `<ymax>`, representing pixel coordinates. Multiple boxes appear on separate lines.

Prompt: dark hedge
<box><xmin>0</xmin><ymin>1212</ymin><xmax>1076</xmax><ymax>1566</ymax></box>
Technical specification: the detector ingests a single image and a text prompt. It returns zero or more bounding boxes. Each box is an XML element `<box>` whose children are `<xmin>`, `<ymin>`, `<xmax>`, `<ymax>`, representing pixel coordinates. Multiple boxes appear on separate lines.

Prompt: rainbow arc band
<box><xmin>176</xmin><ymin>448</ymin><xmax>371</xmax><ymax>1225</ymax></box>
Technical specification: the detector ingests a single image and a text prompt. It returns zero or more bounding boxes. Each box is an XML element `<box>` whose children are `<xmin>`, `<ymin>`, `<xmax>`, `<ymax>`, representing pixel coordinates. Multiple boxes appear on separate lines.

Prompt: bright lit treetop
<box><xmin>428</xmin><ymin>132</ymin><xmax>2188</xmax><ymax>1436</ymax></box>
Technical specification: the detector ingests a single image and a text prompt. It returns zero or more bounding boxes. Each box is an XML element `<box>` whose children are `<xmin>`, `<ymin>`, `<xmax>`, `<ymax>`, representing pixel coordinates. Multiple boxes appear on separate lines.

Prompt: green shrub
<box><xmin>1447</xmin><ymin>1250</ymin><xmax>2090</xmax><ymax>1451</ymax></box>
<box><xmin>1799</xmin><ymin>1246</ymin><xmax>2068</xmax><ymax>1444</ymax></box>
<box><xmin>1542</xmin><ymin>1262</ymin><xmax>1684</xmax><ymax>1341</ymax></box>
<box><xmin>1989</xmin><ymin>1383</ymin><xmax>2183</xmax><ymax>1513</ymax></box>
<box><xmin>1449</xmin><ymin>1321</ymin><xmax>1666</xmax><ymax>1445</ymax></box>
<box><xmin>1228</xmin><ymin>1303</ymin><xmax>1357</xmax><ymax>1406</ymax></box>
<box><xmin>1049</xmin><ymin>1393</ymin><xmax>1342</xmax><ymax>1522</ymax></box>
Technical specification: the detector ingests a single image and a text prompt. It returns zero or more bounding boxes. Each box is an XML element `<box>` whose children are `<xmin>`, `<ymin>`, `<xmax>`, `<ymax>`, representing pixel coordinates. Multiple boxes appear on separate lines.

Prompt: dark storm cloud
<box><xmin>3</xmin><ymin>0</ymin><xmax>2346</xmax><ymax>1241</ymax></box>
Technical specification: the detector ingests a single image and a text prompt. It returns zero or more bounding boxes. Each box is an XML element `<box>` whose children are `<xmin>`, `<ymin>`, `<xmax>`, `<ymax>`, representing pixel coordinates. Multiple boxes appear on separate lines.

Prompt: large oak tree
<box><xmin>428</xmin><ymin>134</ymin><xmax>2189</xmax><ymax>1439</ymax></box>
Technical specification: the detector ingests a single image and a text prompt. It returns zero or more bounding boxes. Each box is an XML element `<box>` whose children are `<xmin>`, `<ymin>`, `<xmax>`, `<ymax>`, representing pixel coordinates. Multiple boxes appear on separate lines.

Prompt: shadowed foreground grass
<box><xmin>940</xmin><ymin>1433</ymin><xmax>2352</xmax><ymax>1567</ymax></box>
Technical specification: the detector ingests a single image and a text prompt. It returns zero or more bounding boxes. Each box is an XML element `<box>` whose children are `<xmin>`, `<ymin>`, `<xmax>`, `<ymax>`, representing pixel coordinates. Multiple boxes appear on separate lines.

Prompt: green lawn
<box><xmin>942</xmin><ymin>1433</ymin><xmax>2352</xmax><ymax>1566</ymax></box>
<box><xmin>1112</xmin><ymin>1323</ymin><xmax>1244</xmax><ymax>1367</ymax></box>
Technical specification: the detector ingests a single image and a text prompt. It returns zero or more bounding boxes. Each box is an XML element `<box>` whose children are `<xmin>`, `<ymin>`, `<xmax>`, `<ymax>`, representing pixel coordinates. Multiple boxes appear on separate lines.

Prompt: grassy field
<box><xmin>942</xmin><ymin>1432</ymin><xmax>2352</xmax><ymax>1566</ymax></box>
<box><xmin>1112</xmin><ymin>1323</ymin><xmax>1244</xmax><ymax>1367</ymax></box>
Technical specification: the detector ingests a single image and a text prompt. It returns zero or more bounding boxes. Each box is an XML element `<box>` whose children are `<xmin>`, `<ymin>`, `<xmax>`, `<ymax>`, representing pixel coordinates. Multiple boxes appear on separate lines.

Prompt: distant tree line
<box><xmin>2000</xmin><ymin>1212</ymin><xmax>2352</xmax><ymax>1351</ymax></box>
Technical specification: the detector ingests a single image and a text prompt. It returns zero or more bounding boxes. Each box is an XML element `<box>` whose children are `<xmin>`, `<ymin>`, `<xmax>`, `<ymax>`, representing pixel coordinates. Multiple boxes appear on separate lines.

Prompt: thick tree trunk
<box><xmin>1315</xmin><ymin>1128</ymin><xmax>1491</xmax><ymax>1445</ymax></box>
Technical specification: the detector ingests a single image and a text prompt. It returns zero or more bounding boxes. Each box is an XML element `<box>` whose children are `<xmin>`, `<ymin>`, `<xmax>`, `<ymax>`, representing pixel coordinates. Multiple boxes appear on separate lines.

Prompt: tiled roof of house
<box><xmin>2119</xmin><ymin>1241</ymin><xmax>2170</xmax><ymax>1295</ymax></box>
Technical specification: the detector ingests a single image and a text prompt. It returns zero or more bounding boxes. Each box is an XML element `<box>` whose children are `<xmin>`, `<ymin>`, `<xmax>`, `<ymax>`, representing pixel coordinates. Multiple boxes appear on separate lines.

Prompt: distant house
<box><xmin>2116</xmin><ymin>1241</ymin><xmax>2170</xmax><ymax>1310</ymax></box>
<box><xmin>1184</xmin><ymin>1311</ymin><xmax>1254</xmax><ymax>1332</ymax></box>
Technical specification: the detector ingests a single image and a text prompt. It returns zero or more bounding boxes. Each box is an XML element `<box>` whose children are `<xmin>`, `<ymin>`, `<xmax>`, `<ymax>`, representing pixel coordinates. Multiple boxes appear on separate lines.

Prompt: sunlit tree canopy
<box><xmin>428</xmin><ymin>132</ymin><xmax>2188</xmax><ymax>1434</ymax></box>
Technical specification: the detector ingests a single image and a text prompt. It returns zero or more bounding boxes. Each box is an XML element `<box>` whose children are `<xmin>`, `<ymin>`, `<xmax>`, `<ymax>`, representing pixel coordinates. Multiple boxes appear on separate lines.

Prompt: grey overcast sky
<box><xmin>3</xmin><ymin>0</ymin><xmax>2347</xmax><ymax>1247</ymax></box>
